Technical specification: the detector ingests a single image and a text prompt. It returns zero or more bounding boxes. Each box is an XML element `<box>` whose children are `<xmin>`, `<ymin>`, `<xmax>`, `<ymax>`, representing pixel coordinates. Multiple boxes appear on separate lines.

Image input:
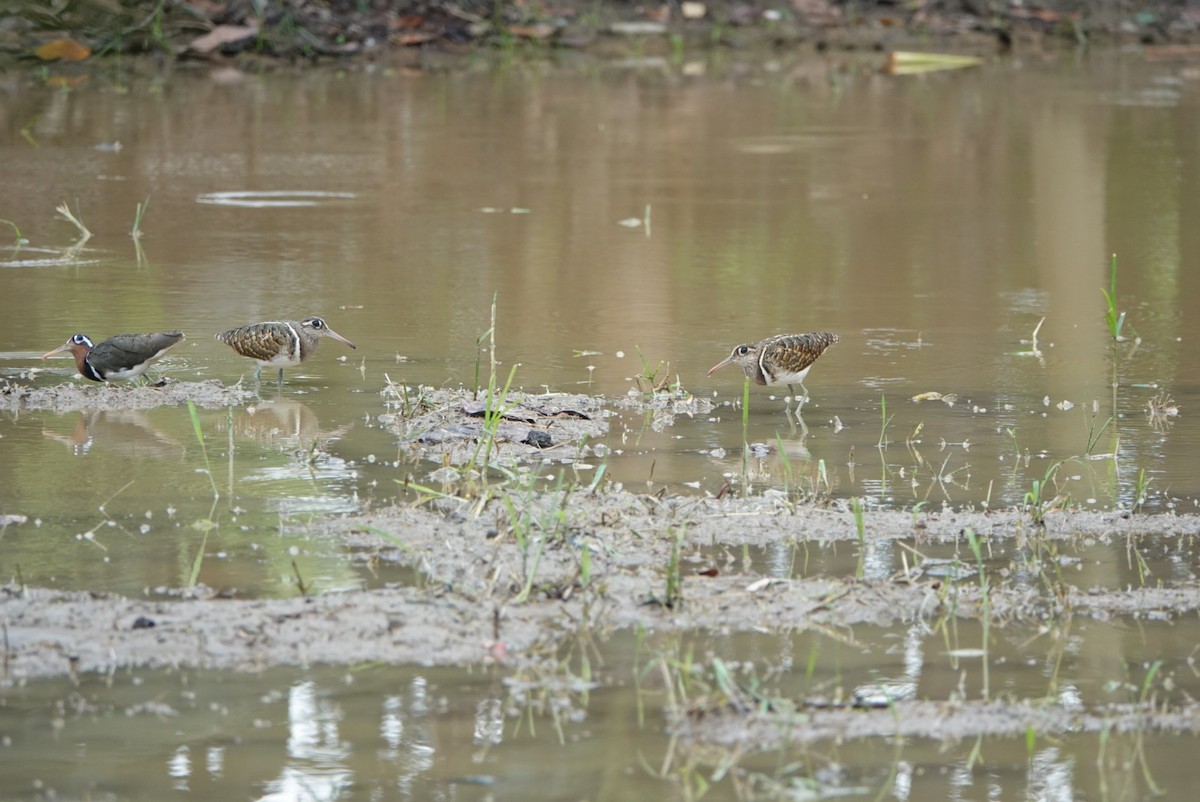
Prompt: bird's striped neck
<box><xmin>79</xmin><ymin>354</ymin><xmax>105</xmax><ymax>382</ymax></box>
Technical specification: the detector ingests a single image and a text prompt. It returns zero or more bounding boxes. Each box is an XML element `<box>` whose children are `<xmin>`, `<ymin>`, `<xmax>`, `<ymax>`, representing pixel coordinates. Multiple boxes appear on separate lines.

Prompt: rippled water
<box><xmin>4</xmin><ymin>50</ymin><xmax>1195</xmax><ymax>594</ymax></box>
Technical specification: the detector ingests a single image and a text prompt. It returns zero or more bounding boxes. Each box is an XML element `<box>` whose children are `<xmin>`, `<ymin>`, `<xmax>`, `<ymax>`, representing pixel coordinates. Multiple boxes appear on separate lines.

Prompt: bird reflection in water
<box><xmin>711</xmin><ymin>434</ymin><xmax>813</xmax><ymax>493</ymax></box>
<box><xmin>219</xmin><ymin>399</ymin><xmax>359</xmax><ymax>509</ymax></box>
<box><xmin>42</xmin><ymin>410</ymin><xmax>184</xmax><ymax>460</ymax></box>
<box><xmin>220</xmin><ymin>398</ymin><xmax>353</xmax><ymax>454</ymax></box>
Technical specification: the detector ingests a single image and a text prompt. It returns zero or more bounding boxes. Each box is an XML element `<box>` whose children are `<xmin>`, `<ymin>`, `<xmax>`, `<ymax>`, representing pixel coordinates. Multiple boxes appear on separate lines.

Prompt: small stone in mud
<box><xmin>131</xmin><ymin>616</ymin><xmax>156</xmax><ymax>629</ymax></box>
<box><xmin>385</xmin><ymin>387</ymin><xmax>606</xmax><ymax>466</ymax></box>
<box><xmin>523</xmin><ymin>430</ymin><xmax>553</xmax><ymax>448</ymax></box>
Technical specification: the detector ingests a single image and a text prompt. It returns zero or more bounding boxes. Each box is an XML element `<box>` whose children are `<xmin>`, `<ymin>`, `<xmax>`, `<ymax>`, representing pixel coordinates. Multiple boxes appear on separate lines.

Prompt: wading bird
<box><xmin>216</xmin><ymin>316</ymin><xmax>356</xmax><ymax>384</ymax></box>
<box><xmin>42</xmin><ymin>331</ymin><xmax>186</xmax><ymax>384</ymax></box>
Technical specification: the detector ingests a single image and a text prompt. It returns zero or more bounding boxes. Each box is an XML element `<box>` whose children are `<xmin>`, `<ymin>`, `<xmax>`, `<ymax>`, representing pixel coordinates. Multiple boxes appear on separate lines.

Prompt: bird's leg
<box><xmin>793</xmin><ymin>407</ymin><xmax>809</xmax><ymax>436</ymax></box>
<box><xmin>792</xmin><ymin>383</ymin><xmax>810</xmax><ymax>419</ymax></box>
<box><xmin>785</xmin><ymin>382</ymin><xmax>811</xmax><ymax>413</ymax></box>
<box><xmin>276</xmin><ymin>368</ymin><xmax>285</xmax><ymax>388</ymax></box>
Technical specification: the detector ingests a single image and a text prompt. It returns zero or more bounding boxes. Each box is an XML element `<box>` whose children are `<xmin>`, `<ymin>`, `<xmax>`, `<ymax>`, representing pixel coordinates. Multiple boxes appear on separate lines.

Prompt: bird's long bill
<box><xmin>326</xmin><ymin>326</ymin><xmax>357</xmax><ymax>350</ymax></box>
<box><xmin>707</xmin><ymin>354</ymin><xmax>735</xmax><ymax>377</ymax></box>
<box><xmin>41</xmin><ymin>340</ymin><xmax>73</xmax><ymax>360</ymax></box>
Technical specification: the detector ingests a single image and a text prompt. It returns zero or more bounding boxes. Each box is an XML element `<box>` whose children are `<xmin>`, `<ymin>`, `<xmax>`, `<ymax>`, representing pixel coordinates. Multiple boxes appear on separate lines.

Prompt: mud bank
<box><xmin>0</xmin><ymin>379</ymin><xmax>254</xmax><ymax>412</ymax></box>
<box><xmin>5</xmin><ymin>496</ymin><xmax>1200</xmax><ymax>681</ymax></box>
<box><xmin>5</xmin><ymin>382</ymin><xmax>1200</xmax><ymax>748</ymax></box>
<box><xmin>670</xmin><ymin>697</ymin><xmax>1200</xmax><ymax>746</ymax></box>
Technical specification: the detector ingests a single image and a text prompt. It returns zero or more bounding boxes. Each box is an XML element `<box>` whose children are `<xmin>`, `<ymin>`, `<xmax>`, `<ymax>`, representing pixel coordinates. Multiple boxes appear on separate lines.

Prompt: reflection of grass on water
<box><xmin>1101</xmin><ymin>659</ymin><xmax>1167</xmax><ymax>795</ymax></box>
<box><xmin>186</xmin><ymin>400</ymin><xmax>220</xmax><ymax>587</ymax></box>
<box><xmin>187</xmin><ymin>400</ymin><xmax>220</xmax><ymax>500</ymax></box>
<box><xmin>965</xmin><ymin>528</ymin><xmax>990</xmax><ymax>700</ymax></box>
<box><xmin>852</xmin><ymin>497</ymin><xmax>865</xmax><ymax>579</ymax></box>
<box><xmin>502</xmin><ymin>628</ymin><xmax>601</xmax><ymax>746</ymax></box>
<box><xmin>130</xmin><ymin>195</ymin><xmax>149</xmax><ymax>241</ymax></box>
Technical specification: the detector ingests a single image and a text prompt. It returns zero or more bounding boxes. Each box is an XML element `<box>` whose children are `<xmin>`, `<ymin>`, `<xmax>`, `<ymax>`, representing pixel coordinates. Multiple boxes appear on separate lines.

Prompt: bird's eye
<box><xmin>73</xmin><ymin>334</ymin><xmax>87</xmax><ymax>344</ymax></box>
<box><xmin>311</xmin><ymin>318</ymin><xmax>324</xmax><ymax>329</ymax></box>
<box><xmin>737</xmin><ymin>346</ymin><xmax>750</xmax><ymax>355</ymax></box>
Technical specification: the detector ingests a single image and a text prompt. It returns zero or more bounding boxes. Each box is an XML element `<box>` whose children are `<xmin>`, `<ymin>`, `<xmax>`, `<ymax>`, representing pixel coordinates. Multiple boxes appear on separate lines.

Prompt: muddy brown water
<box><xmin>1</xmin><ymin>625</ymin><xmax>1196</xmax><ymax>801</ymax></box>
<box><xmin>2</xmin><ymin>51</ymin><xmax>1200</xmax><ymax>800</ymax></box>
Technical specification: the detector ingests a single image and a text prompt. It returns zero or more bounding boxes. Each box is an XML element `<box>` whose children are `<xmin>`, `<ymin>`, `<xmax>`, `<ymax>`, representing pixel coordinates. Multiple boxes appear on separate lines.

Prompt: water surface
<box><xmin>0</xmin><ymin>50</ymin><xmax>1197</xmax><ymax>801</ymax></box>
<box><xmin>2</xmin><ymin>51</ymin><xmax>1196</xmax><ymax>595</ymax></box>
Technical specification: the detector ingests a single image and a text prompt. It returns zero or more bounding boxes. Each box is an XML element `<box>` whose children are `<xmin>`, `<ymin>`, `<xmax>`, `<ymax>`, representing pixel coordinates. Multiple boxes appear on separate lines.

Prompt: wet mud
<box><xmin>6</xmin><ymin>494</ymin><xmax>1200</xmax><ymax>677</ymax></box>
<box><xmin>4</xmin><ymin>384</ymin><xmax>1200</xmax><ymax>747</ymax></box>
<box><xmin>671</xmin><ymin>697</ymin><xmax>1200</xmax><ymax>746</ymax></box>
<box><xmin>0</xmin><ymin>378</ymin><xmax>254</xmax><ymax>412</ymax></box>
<box><xmin>381</xmin><ymin>385</ymin><xmax>609</xmax><ymax>469</ymax></box>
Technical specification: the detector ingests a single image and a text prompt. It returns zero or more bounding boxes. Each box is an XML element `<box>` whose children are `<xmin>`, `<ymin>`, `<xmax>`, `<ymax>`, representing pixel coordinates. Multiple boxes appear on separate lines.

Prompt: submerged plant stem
<box><xmin>187</xmin><ymin>400</ymin><xmax>220</xmax><ymax>500</ymax></box>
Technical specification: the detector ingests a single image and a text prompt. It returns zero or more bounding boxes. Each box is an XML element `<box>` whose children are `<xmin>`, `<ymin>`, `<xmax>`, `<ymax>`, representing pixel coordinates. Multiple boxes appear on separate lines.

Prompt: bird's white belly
<box><xmin>765</xmin><ymin>364</ymin><xmax>812</xmax><ymax>386</ymax></box>
<box><xmin>103</xmin><ymin>363</ymin><xmax>150</xmax><ymax>381</ymax></box>
<box><xmin>256</xmin><ymin>351</ymin><xmax>304</xmax><ymax>368</ymax></box>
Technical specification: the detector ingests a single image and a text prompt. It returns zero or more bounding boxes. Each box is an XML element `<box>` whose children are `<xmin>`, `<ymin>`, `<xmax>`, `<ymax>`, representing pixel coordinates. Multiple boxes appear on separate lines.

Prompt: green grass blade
<box><xmin>187</xmin><ymin>400</ymin><xmax>219</xmax><ymax>499</ymax></box>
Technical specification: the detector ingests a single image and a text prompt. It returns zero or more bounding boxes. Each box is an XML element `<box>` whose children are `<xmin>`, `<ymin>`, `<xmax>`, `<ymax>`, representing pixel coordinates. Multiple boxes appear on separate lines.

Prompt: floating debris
<box><xmin>912</xmin><ymin>391</ymin><xmax>957</xmax><ymax>406</ymax></box>
<box><xmin>885</xmin><ymin>51</ymin><xmax>983</xmax><ymax>76</ymax></box>
<box><xmin>196</xmin><ymin>191</ymin><xmax>356</xmax><ymax>208</ymax></box>
<box><xmin>1147</xmin><ymin>392</ymin><xmax>1179</xmax><ymax>431</ymax></box>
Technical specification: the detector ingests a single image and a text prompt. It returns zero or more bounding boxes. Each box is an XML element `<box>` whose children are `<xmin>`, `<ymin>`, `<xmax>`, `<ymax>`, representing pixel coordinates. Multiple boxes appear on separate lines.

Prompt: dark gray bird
<box><xmin>42</xmin><ymin>331</ymin><xmax>186</xmax><ymax>383</ymax></box>
<box><xmin>216</xmin><ymin>316</ymin><xmax>355</xmax><ymax>383</ymax></box>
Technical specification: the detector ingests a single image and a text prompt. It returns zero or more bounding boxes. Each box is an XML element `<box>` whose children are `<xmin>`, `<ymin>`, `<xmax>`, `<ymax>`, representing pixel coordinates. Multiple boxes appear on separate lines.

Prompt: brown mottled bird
<box><xmin>42</xmin><ymin>331</ymin><xmax>186</xmax><ymax>383</ymax></box>
<box><xmin>708</xmin><ymin>332</ymin><xmax>839</xmax><ymax>409</ymax></box>
<box><xmin>215</xmin><ymin>316</ymin><xmax>355</xmax><ymax>383</ymax></box>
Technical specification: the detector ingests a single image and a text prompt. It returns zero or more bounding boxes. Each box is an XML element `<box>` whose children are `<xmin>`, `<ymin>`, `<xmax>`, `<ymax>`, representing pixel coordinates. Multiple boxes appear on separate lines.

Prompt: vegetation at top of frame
<box><xmin>7</xmin><ymin>0</ymin><xmax>1200</xmax><ymax>68</ymax></box>
<box><xmin>6</xmin><ymin>1</ymin><xmax>208</xmax><ymax>57</ymax></box>
<box><xmin>3</xmin><ymin>0</ymin><xmax>551</xmax><ymax>62</ymax></box>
